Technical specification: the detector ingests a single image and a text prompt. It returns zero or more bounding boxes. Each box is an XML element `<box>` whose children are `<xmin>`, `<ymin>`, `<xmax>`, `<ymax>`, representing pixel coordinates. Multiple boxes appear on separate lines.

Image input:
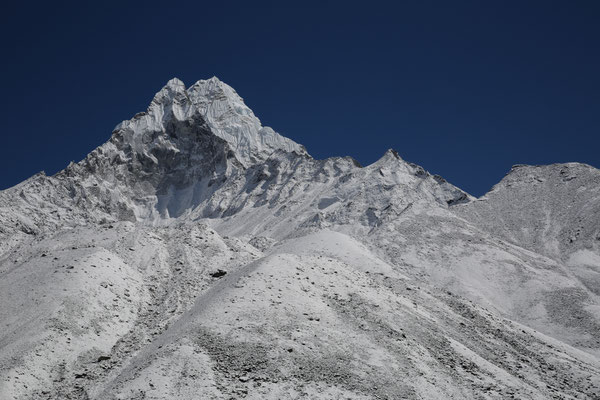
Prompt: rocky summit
<box><xmin>1</xmin><ymin>78</ymin><xmax>599</xmax><ymax>399</ymax></box>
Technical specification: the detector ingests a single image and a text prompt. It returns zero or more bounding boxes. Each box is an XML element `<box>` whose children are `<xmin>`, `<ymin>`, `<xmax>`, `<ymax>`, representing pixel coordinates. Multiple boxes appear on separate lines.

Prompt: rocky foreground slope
<box><xmin>1</xmin><ymin>78</ymin><xmax>599</xmax><ymax>399</ymax></box>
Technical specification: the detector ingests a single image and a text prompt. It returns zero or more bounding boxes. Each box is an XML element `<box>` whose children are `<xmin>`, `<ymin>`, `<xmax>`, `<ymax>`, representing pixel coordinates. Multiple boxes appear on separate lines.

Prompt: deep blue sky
<box><xmin>1</xmin><ymin>1</ymin><xmax>598</xmax><ymax>196</ymax></box>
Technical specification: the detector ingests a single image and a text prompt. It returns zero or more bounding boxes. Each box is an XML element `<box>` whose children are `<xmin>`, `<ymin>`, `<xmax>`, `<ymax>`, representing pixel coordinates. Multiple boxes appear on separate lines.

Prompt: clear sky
<box><xmin>1</xmin><ymin>1</ymin><xmax>598</xmax><ymax>196</ymax></box>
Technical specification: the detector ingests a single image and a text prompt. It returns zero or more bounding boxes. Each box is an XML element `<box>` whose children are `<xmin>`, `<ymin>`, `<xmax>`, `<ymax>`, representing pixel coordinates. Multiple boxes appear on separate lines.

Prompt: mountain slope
<box><xmin>0</xmin><ymin>78</ymin><xmax>599</xmax><ymax>399</ymax></box>
<box><xmin>457</xmin><ymin>163</ymin><xmax>600</xmax><ymax>262</ymax></box>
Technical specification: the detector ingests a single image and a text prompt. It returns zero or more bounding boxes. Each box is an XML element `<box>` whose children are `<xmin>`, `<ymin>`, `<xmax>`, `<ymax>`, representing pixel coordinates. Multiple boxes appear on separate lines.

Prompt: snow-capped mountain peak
<box><xmin>115</xmin><ymin>77</ymin><xmax>307</xmax><ymax>168</ymax></box>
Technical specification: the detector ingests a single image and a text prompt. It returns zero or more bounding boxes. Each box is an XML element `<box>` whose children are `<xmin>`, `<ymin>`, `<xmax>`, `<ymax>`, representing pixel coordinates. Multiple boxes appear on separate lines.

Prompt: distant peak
<box><xmin>165</xmin><ymin>77</ymin><xmax>186</xmax><ymax>89</ymax></box>
<box><xmin>371</xmin><ymin>149</ymin><xmax>403</xmax><ymax>166</ymax></box>
<box><xmin>384</xmin><ymin>149</ymin><xmax>401</xmax><ymax>159</ymax></box>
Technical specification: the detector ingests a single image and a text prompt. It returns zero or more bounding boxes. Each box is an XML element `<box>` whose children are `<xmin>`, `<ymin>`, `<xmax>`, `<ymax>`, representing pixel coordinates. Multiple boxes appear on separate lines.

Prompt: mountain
<box><xmin>1</xmin><ymin>78</ymin><xmax>599</xmax><ymax>400</ymax></box>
